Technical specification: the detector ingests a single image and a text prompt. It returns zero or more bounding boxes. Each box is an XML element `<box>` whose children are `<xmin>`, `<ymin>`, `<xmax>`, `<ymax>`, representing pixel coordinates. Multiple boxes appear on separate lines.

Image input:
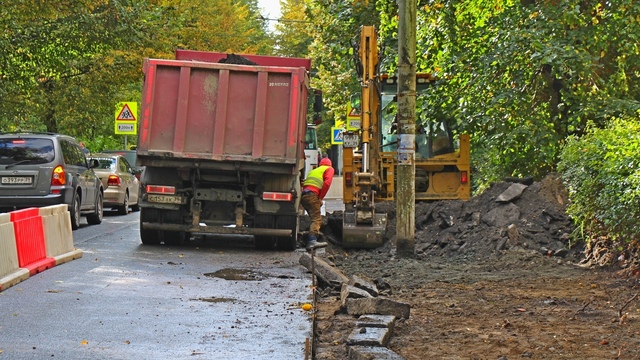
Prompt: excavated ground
<box><xmin>309</xmin><ymin>174</ymin><xmax>640</xmax><ymax>360</ymax></box>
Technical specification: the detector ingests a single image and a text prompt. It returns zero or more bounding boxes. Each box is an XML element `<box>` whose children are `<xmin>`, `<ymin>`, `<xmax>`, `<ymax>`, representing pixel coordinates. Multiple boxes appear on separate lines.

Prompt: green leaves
<box><xmin>559</xmin><ymin>118</ymin><xmax>640</xmax><ymax>245</ymax></box>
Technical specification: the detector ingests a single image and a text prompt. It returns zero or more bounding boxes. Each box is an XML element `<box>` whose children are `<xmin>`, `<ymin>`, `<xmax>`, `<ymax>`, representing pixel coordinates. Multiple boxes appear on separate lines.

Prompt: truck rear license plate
<box><xmin>1</xmin><ymin>176</ymin><xmax>33</xmax><ymax>185</ymax></box>
<box><xmin>148</xmin><ymin>194</ymin><xmax>183</xmax><ymax>204</ymax></box>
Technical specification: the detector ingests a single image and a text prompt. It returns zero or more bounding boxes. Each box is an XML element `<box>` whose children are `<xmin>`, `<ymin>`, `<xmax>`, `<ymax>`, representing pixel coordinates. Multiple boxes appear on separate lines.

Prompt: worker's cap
<box><xmin>320</xmin><ymin>157</ymin><xmax>332</xmax><ymax>167</ymax></box>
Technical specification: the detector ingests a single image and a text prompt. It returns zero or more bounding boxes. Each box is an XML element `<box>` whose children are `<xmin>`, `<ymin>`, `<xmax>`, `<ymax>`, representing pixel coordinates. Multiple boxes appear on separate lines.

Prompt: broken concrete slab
<box><xmin>346</xmin><ymin>297</ymin><xmax>411</xmax><ymax>319</ymax></box>
<box><xmin>348</xmin><ymin>346</ymin><xmax>406</xmax><ymax>360</ymax></box>
<box><xmin>342</xmin><ymin>284</ymin><xmax>374</xmax><ymax>306</ymax></box>
<box><xmin>299</xmin><ymin>253</ymin><xmax>349</xmax><ymax>288</ymax></box>
<box><xmin>350</xmin><ymin>275</ymin><xmax>379</xmax><ymax>297</ymax></box>
<box><xmin>355</xmin><ymin>314</ymin><xmax>396</xmax><ymax>330</ymax></box>
<box><xmin>346</xmin><ymin>326</ymin><xmax>391</xmax><ymax>347</ymax></box>
<box><xmin>496</xmin><ymin>182</ymin><xmax>528</xmax><ymax>203</ymax></box>
<box><xmin>482</xmin><ymin>203</ymin><xmax>520</xmax><ymax>227</ymax></box>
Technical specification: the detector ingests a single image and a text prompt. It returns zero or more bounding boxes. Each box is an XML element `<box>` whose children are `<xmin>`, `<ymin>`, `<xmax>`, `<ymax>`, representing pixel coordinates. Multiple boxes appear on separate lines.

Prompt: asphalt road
<box><xmin>0</xmin><ymin>210</ymin><xmax>313</xmax><ymax>359</ymax></box>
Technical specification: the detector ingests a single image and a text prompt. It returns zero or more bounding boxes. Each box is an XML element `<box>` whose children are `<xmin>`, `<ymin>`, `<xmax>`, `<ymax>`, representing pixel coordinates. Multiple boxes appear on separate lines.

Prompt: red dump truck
<box><xmin>136</xmin><ymin>50</ymin><xmax>321</xmax><ymax>250</ymax></box>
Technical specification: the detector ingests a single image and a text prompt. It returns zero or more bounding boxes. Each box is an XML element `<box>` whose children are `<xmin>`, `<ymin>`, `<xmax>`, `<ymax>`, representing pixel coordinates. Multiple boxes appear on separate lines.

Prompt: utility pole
<box><xmin>396</xmin><ymin>0</ymin><xmax>416</xmax><ymax>258</ymax></box>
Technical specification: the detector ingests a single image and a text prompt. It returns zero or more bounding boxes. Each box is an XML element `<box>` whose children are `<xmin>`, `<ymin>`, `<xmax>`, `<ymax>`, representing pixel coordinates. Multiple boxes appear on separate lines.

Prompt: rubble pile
<box><xmin>323</xmin><ymin>174</ymin><xmax>576</xmax><ymax>259</ymax></box>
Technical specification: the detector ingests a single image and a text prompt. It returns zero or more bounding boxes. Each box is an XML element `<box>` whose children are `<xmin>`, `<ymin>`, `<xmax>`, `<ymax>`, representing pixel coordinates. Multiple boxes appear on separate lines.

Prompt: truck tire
<box><xmin>254</xmin><ymin>235</ymin><xmax>276</xmax><ymax>250</ymax></box>
<box><xmin>140</xmin><ymin>208</ymin><xmax>160</xmax><ymax>245</ymax></box>
<box><xmin>254</xmin><ymin>214</ymin><xmax>298</xmax><ymax>251</ymax></box>
<box><xmin>160</xmin><ymin>230</ymin><xmax>188</xmax><ymax>245</ymax></box>
<box><xmin>254</xmin><ymin>214</ymin><xmax>276</xmax><ymax>250</ymax></box>
<box><xmin>275</xmin><ymin>215</ymin><xmax>298</xmax><ymax>251</ymax></box>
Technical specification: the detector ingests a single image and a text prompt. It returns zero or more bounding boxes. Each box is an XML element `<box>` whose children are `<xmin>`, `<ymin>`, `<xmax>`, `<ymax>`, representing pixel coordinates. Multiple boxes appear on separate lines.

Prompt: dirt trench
<box><xmin>309</xmin><ymin>174</ymin><xmax>640</xmax><ymax>360</ymax></box>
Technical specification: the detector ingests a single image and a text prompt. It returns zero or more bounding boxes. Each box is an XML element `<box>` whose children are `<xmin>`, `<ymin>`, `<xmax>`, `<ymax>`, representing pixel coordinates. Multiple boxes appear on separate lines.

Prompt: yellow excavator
<box><xmin>341</xmin><ymin>26</ymin><xmax>471</xmax><ymax>248</ymax></box>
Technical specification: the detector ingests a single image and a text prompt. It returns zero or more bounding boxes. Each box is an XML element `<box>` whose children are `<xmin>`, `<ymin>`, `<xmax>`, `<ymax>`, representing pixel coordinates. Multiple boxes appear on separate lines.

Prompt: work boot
<box><xmin>306</xmin><ymin>235</ymin><xmax>327</xmax><ymax>251</ymax></box>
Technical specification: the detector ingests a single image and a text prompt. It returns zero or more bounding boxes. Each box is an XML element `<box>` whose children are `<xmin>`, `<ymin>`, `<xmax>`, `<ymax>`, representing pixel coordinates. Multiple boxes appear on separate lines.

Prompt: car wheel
<box><xmin>130</xmin><ymin>197</ymin><xmax>140</xmax><ymax>212</ymax></box>
<box><xmin>70</xmin><ymin>192</ymin><xmax>81</xmax><ymax>230</ymax></box>
<box><xmin>118</xmin><ymin>192</ymin><xmax>129</xmax><ymax>215</ymax></box>
<box><xmin>87</xmin><ymin>192</ymin><xmax>103</xmax><ymax>225</ymax></box>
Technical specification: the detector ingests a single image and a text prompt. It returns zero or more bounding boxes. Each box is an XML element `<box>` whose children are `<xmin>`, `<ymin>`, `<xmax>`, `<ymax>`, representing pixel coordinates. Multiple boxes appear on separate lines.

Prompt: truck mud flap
<box><xmin>341</xmin><ymin>211</ymin><xmax>387</xmax><ymax>249</ymax></box>
<box><xmin>141</xmin><ymin>222</ymin><xmax>292</xmax><ymax>237</ymax></box>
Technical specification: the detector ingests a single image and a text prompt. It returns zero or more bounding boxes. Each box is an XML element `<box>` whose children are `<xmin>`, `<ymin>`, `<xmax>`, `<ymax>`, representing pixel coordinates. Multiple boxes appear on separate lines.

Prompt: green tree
<box><xmin>302</xmin><ymin>0</ymin><xmax>640</xmax><ymax>191</ymax></box>
<box><xmin>0</xmin><ymin>0</ymin><xmax>276</xmax><ymax>150</ymax></box>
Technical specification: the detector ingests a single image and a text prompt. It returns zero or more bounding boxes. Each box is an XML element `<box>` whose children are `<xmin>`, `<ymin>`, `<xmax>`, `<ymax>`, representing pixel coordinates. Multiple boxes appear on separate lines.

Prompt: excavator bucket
<box><xmin>341</xmin><ymin>210</ymin><xmax>387</xmax><ymax>248</ymax></box>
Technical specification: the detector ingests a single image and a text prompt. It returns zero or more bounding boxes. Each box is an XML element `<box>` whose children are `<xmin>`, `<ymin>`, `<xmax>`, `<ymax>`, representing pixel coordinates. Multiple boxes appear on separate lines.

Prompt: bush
<box><xmin>558</xmin><ymin>117</ymin><xmax>640</xmax><ymax>245</ymax></box>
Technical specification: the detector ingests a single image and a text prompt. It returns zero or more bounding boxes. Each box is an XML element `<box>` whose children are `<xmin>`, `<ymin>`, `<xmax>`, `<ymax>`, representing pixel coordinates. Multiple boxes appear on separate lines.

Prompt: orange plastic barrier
<box><xmin>10</xmin><ymin>208</ymin><xmax>56</xmax><ymax>275</ymax></box>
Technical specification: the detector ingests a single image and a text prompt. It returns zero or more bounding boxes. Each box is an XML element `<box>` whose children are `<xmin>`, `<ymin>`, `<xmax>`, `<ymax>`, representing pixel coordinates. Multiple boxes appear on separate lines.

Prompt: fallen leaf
<box><xmin>600</xmin><ymin>340</ymin><xmax>609</xmax><ymax>345</ymax></box>
<box><xmin>81</xmin><ymin>340</ymin><xmax>88</xmax><ymax>345</ymax></box>
<box><xmin>47</xmin><ymin>290</ymin><xmax>62</xmax><ymax>293</ymax></box>
<box><xmin>124</xmin><ymin>340</ymin><xmax>130</xmax><ymax>345</ymax></box>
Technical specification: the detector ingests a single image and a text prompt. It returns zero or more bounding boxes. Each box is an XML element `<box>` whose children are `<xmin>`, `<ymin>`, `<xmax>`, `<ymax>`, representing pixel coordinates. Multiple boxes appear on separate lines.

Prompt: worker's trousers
<box><xmin>300</xmin><ymin>192</ymin><xmax>322</xmax><ymax>236</ymax></box>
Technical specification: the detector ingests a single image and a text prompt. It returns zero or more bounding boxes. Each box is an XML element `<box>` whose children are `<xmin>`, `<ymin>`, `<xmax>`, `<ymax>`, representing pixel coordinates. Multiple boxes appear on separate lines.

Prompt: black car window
<box><xmin>0</xmin><ymin>138</ymin><xmax>55</xmax><ymax>164</ymax></box>
<box><xmin>61</xmin><ymin>140</ymin><xmax>86</xmax><ymax>167</ymax></box>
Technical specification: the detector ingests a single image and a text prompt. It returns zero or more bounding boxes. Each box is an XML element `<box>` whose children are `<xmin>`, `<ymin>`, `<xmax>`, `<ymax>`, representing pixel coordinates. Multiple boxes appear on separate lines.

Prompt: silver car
<box><xmin>0</xmin><ymin>132</ymin><xmax>104</xmax><ymax>229</ymax></box>
<box><xmin>88</xmin><ymin>153</ymin><xmax>140</xmax><ymax>215</ymax></box>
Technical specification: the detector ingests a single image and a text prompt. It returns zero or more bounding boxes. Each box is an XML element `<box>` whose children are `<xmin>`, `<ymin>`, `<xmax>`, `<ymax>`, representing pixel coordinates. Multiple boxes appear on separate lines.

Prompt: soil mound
<box><xmin>325</xmin><ymin>173</ymin><xmax>576</xmax><ymax>260</ymax></box>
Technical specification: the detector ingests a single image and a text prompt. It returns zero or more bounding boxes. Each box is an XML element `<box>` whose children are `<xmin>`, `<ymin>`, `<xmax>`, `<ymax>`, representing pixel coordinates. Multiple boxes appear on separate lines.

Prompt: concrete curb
<box><xmin>0</xmin><ymin>268</ymin><xmax>30</xmax><ymax>292</ymax></box>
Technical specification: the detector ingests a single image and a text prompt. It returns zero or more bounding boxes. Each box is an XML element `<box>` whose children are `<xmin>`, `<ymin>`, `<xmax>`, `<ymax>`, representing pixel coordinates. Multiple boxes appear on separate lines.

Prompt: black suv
<box><xmin>0</xmin><ymin>132</ymin><xmax>104</xmax><ymax>229</ymax></box>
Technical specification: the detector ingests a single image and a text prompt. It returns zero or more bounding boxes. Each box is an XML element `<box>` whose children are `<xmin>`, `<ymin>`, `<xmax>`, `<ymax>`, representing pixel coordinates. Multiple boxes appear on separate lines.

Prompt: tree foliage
<box><xmin>0</xmin><ymin>0</ymin><xmax>274</xmax><ymax>150</ymax></box>
<box><xmin>558</xmin><ymin>117</ymin><xmax>640</xmax><ymax>246</ymax></box>
<box><xmin>296</xmin><ymin>0</ymin><xmax>640</xmax><ymax>191</ymax></box>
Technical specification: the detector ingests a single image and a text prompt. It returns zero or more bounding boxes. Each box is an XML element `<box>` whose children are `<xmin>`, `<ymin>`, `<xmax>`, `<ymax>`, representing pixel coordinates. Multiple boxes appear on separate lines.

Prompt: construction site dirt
<box><xmin>308</xmin><ymin>174</ymin><xmax>640</xmax><ymax>360</ymax></box>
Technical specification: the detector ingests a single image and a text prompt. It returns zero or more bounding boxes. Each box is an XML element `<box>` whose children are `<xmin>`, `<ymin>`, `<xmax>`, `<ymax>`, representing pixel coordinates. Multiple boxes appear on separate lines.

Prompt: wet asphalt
<box><xmin>0</xmin><ymin>210</ymin><xmax>314</xmax><ymax>360</ymax></box>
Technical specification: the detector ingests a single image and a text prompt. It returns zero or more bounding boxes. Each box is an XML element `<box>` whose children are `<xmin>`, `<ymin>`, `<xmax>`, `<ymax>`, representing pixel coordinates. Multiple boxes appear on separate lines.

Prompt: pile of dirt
<box><xmin>311</xmin><ymin>174</ymin><xmax>640</xmax><ymax>360</ymax></box>
<box><xmin>319</xmin><ymin>173</ymin><xmax>581</xmax><ymax>282</ymax></box>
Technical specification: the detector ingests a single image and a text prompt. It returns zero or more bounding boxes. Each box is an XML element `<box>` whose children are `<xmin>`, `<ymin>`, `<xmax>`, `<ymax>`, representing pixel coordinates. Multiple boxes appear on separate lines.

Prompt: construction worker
<box><xmin>301</xmin><ymin>157</ymin><xmax>334</xmax><ymax>251</ymax></box>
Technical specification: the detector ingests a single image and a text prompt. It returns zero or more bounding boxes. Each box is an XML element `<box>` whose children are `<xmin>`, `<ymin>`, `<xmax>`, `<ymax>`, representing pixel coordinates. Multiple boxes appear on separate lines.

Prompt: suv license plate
<box><xmin>148</xmin><ymin>194</ymin><xmax>183</xmax><ymax>204</ymax></box>
<box><xmin>1</xmin><ymin>176</ymin><xmax>33</xmax><ymax>185</ymax></box>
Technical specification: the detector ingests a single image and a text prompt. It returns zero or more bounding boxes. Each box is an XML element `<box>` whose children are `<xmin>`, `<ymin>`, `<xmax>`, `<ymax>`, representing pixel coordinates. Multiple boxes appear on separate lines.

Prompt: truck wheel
<box><xmin>140</xmin><ymin>208</ymin><xmax>160</xmax><ymax>245</ymax></box>
<box><xmin>254</xmin><ymin>214</ymin><xmax>276</xmax><ymax>250</ymax></box>
<box><xmin>254</xmin><ymin>236</ymin><xmax>276</xmax><ymax>250</ymax></box>
<box><xmin>275</xmin><ymin>215</ymin><xmax>298</xmax><ymax>251</ymax></box>
<box><xmin>161</xmin><ymin>230</ymin><xmax>188</xmax><ymax>245</ymax></box>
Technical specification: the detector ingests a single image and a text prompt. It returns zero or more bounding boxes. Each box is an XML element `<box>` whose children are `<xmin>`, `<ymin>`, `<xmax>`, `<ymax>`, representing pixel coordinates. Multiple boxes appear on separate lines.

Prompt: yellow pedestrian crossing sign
<box><xmin>331</xmin><ymin>127</ymin><xmax>343</xmax><ymax>145</ymax></box>
<box><xmin>115</xmin><ymin>102</ymin><xmax>138</xmax><ymax>135</ymax></box>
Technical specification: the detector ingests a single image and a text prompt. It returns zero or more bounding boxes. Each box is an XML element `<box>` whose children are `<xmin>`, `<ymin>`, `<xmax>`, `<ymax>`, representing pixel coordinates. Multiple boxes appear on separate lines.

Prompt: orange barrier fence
<box><xmin>0</xmin><ymin>206</ymin><xmax>82</xmax><ymax>292</ymax></box>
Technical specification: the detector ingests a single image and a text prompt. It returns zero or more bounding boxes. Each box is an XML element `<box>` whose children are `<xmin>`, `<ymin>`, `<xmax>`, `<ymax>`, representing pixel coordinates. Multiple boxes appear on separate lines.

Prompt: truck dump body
<box><xmin>137</xmin><ymin>53</ymin><xmax>313</xmax><ymax>251</ymax></box>
<box><xmin>138</xmin><ymin>58</ymin><xmax>308</xmax><ymax>172</ymax></box>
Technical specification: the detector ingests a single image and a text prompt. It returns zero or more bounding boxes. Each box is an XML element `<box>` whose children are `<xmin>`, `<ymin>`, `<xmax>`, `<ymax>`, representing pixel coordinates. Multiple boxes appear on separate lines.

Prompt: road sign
<box><xmin>331</xmin><ymin>127</ymin><xmax>343</xmax><ymax>145</ymax></box>
<box><xmin>115</xmin><ymin>102</ymin><xmax>138</xmax><ymax>135</ymax></box>
<box><xmin>346</xmin><ymin>102</ymin><xmax>361</xmax><ymax>131</ymax></box>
